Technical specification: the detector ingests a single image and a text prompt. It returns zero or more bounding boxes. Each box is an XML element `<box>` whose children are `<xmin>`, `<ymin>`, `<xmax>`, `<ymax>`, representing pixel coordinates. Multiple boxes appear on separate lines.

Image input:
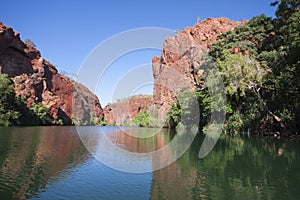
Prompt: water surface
<box><xmin>0</xmin><ymin>126</ymin><xmax>299</xmax><ymax>199</ymax></box>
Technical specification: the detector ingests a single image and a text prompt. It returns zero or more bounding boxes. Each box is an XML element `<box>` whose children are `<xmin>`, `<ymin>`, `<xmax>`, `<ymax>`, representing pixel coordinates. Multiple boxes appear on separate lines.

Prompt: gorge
<box><xmin>0</xmin><ymin>0</ymin><xmax>299</xmax><ymax>137</ymax></box>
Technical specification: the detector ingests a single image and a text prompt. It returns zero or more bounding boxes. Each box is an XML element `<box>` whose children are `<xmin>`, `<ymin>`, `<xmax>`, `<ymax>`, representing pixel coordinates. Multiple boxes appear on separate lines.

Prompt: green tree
<box><xmin>29</xmin><ymin>102</ymin><xmax>52</xmax><ymax>125</ymax></box>
<box><xmin>89</xmin><ymin>112</ymin><xmax>99</xmax><ymax>125</ymax></box>
<box><xmin>24</xmin><ymin>39</ymin><xmax>36</xmax><ymax>47</ymax></box>
<box><xmin>266</xmin><ymin>0</ymin><xmax>300</xmax><ymax>133</ymax></box>
<box><xmin>216</xmin><ymin>50</ymin><xmax>270</xmax><ymax>97</ymax></box>
<box><xmin>14</xmin><ymin>96</ymin><xmax>37</xmax><ymax>125</ymax></box>
<box><xmin>0</xmin><ymin>74</ymin><xmax>20</xmax><ymax>126</ymax></box>
<box><xmin>166</xmin><ymin>88</ymin><xmax>202</xmax><ymax>129</ymax></box>
<box><xmin>207</xmin><ymin>0</ymin><xmax>300</xmax><ymax>135</ymax></box>
<box><xmin>210</xmin><ymin>14</ymin><xmax>274</xmax><ymax>58</ymax></box>
<box><xmin>133</xmin><ymin>110</ymin><xmax>151</xmax><ymax>127</ymax></box>
<box><xmin>166</xmin><ymin>101</ymin><xmax>181</xmax><ymax>128</ymax></box>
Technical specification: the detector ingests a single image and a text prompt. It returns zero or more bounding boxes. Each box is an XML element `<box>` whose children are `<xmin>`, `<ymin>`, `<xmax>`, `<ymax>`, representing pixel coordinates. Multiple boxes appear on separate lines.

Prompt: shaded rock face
<box><xmin>0</xmin><ymin>23</ymin><xmax>103</xmax><ymax>124</ymax></box>
<box><xmin>103</xmin><ymin>95</ymin><xmax>153</xmax><ymax>125</ymax></box>
<box><xmin>152</xmin><ymin>18</ymin><xmax>246</xmax><ymax>120</ymax></box>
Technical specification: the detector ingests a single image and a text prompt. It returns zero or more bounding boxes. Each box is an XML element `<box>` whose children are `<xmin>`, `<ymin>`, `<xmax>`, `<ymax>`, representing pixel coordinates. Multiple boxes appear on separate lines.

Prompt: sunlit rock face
<box><xmin>0</xmin><ymin>22</ymin><xmax>103</xmax><ymax>123</ymax></box>
<box><xmin>152</xmin><ymin>18</ymin><xmax>247</xmax><ymax>121</ymax></box>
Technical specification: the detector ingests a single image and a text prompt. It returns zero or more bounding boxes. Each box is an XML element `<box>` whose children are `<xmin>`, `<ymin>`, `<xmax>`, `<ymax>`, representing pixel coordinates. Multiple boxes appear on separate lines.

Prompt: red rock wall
<box><xmin>152</xmin><ymin>18</ymin><xmax>247</xmax><ymax>121</ymax></box>
<box><xmin>0</xmin><ymin>23</ymin><xmax>103</xmax><ymax>124</ymax></box>
<box><xmin>103</xmin><ymin>95</ymin><xmax>153</xmax><ymax>125</ymax></box>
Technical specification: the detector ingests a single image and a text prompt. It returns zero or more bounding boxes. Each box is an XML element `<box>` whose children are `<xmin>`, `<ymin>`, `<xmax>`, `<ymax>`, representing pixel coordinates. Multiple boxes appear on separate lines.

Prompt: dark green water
<box><xmin>0</xmin><ymin>127</ymin><xmax>299</xmax><ymax>200</ymax></box>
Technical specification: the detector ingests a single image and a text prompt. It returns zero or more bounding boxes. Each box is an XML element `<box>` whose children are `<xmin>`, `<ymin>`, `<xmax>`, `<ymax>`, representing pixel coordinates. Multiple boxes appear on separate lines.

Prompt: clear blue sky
<box><xmin>1</xmin><ymin>0</ymin><xmax>276</xmax><ymax>106</ymax></box>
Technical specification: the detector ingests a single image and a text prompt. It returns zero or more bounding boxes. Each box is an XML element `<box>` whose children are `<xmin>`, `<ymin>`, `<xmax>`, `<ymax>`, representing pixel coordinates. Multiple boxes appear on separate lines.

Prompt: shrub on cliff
<box><xmin>24</xmin><ymin>38</ymin><xmax>36</xmax><ymax>47</ymax></box>
<box><xmin>133</xmin><ymin>110</ymin><xmax>151</xmax><ymax>127</ymax></box>
<box><xmin>29</xmin><ymin>102</ymin><xmax>53</xmax><ymax>125</ymax></box>
<box><xmin>166</xmin><ymin>101</ymin><xmax>181</xmax><ymax>128</ymax></box>
<box><xmin>89</xmin><ymin>112</ymin><xmax>100</xmax><ymax>126</ymax></box>
<box><xmin>0</xmin><ymin>73</ymin><xmax>62</xmax><ymax>126</ymax></box>
<box><xmin>0</xmin><ymin>74</ymin><xmax>20</xmax><ymax>126</ymax></box>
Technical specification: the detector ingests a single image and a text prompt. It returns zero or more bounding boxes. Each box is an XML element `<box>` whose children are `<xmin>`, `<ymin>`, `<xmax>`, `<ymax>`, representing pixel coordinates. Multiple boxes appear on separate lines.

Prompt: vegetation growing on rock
<box><xmin>0</xmin><ymin>73</ymin><xmax>57</xmax><ymax>125</ymax></box>
<box><xmin>166</xmin><ymin>0</ymin><xmax>300</xmax><ymax>136</ymax></box>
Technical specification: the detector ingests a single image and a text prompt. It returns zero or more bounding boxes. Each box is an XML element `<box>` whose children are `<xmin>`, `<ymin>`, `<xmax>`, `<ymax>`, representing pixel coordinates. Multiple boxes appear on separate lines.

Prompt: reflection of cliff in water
<box><xmin>0</xmin><ymin>127</ymin><xmax>89</xmax><ymax>199</ymax></box>
<box><xmin>106</xmin><ymin>128</ymin><xmax>174</xmax><ymax>153</ymax></box>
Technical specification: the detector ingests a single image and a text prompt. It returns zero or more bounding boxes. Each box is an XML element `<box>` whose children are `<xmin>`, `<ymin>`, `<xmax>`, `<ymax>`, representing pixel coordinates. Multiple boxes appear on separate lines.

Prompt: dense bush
<box><xmin>133</xmin><ymin>110</ymin><xmax>151</xmax><ymax>127</ymax></box>
<box><xmin>209</xmin><ymin>0</ymin><xmax>299</xmax><ymax>135</ymax></box>
<box><xmin>0</xmin><ymin>73</ymin><xmax>63</xmax><ymax>126</ymax></box>
<box><xmin>29</xmin><ymin>102</ymin><xmax>53</xmax><ymax>125</ymax></box>
<box><xmin>166</xmin><ymin>0</ymin><xmax>300</xmax><ymax>135</ymax></box>
<box><xmin>0</xmin><ymin>74</ymin><xmax>20</xmax><ymax>126</ymax></box>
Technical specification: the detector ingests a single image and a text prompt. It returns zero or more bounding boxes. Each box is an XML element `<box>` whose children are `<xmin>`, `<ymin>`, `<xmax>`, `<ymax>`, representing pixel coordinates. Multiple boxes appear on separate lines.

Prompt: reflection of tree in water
<box><xmin>1</xmin><ymin>126</ymin><xmax>298</xmax><ymax>199</ymax></box>
<box><xmin>151</xmin><ymin>134</ymin><xmax>300</xmax><ymax>200</ymax></box>
<box><xmin>0</xmin><ymin>127</ymin><xmax>89</xmax><ymax>199</ymax></box>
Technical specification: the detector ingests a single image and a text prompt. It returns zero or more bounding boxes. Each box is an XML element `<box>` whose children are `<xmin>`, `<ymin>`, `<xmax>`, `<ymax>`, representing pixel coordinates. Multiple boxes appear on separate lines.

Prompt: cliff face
<box><xmin>103</xmin><ymin>95</ymin><xmax>153</xmax><ymax>125</ymax></box>
<box><xmin>103</xmin><ymin>18</ymin><xmax>246</xmax><ymax>125</ymax></box>
<box><xmin>0</xmin><ymin>23</ymin><xmax>103</xmax><ymax>124</ymax></box>
<box><xmin>152</xmin><ymin>18</ymin><xmax>246</xmax><ymax>120</ymax></box>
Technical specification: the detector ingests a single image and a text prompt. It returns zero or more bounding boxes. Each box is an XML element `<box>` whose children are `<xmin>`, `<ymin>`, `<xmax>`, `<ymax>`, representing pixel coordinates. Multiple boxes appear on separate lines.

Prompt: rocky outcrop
<box><xmin>103</xmin><ymin>95</ymin><xmax>153</xmax><ymax>125</ymax></box>
<box><xmin>152</xmin><ymin>18</ymin><xmax>247</xmax><ymax>121</ymax></box>
<box><xmin>0</xmin><ymin>22</ymin><xmax>103</xmax><ymax>124</ymax></box>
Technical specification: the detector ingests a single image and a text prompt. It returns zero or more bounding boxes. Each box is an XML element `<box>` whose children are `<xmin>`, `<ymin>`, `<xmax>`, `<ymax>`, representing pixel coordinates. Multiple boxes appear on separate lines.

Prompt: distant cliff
<box><xmin>103</xmin><ymin>95</ymin><xmax>153</xmax><ymax>125</ymax></box>
<box><xmin>0</xmin><ymin>22</ymin><xmax>103</xmax><ymax>125</ymax></box>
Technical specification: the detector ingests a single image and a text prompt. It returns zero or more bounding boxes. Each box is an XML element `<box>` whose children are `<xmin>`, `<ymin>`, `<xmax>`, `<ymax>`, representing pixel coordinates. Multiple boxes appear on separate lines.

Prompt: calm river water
<box><xmin>0</xmin><ymin>126</ymin><xmax>299</xmax><ymax>200</ymax></box>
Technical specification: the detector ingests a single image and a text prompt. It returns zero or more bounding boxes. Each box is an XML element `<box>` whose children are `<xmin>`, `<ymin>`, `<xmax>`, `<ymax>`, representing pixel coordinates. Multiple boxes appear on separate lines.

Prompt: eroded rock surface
<box><xmin>0</xmin><ymin>22</ymin><xmax>103</xmax><ymax>124</ymax></box>
<box><xmin>152</xmin><ymin>18</ymin><xmax>246</xmax><ymax>120</ymax></box>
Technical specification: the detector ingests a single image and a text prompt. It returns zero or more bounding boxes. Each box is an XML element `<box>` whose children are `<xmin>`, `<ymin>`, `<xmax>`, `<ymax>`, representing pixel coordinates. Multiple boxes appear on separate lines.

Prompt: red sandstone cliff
<box><xmin>103</xmin><ymin>95</ymin><xmax>153</xmax><ymax>125</ymax></box>
<box><xmin>103</xmin><ymin>18</ymin><xmax>247</xmax><ymax>125</ymax></box>
<box><xmin>0</xmin><ymin>22</ymin><xmax>103</xmax><ymax>124</ymax></box>
<box><xmin>152</xmin><ymin>18</ymin><xmax>247</xmax><ymax>121</ymax></box>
